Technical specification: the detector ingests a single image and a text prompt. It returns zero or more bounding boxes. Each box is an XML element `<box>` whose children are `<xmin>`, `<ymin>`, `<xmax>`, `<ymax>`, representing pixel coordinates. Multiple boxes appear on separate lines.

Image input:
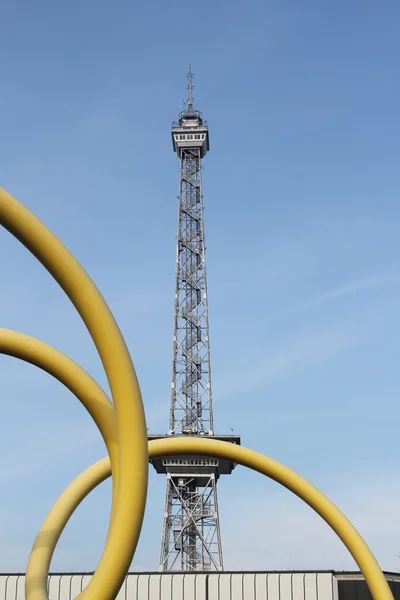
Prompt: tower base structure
<box><xmin>149</xmin><ymin>434</ymin><xmax>240</xmax><ymax>572</ymax></box>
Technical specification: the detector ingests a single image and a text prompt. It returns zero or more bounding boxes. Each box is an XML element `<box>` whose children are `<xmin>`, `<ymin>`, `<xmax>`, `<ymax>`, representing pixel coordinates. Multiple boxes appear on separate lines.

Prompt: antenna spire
<box><xmin>187</xmin><ymin>65</ymin><xmax>194</xmax><ymax>110</ymax></box>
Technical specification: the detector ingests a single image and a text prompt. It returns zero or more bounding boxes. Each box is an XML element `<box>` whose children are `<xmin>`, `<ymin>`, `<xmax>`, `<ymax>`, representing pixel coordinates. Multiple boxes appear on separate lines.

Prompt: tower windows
<box><xmin>176</xmin><ymin>132</ymin><xmax>206</xmax><ymax>142</ymax></box>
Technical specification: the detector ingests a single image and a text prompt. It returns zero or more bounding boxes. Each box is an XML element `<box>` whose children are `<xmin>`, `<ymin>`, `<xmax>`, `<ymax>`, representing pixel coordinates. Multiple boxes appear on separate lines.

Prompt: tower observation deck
<box><xmin>149</xmin><ymin>68</ymin><xmax>240</xmax><ymax>572</ymax></box>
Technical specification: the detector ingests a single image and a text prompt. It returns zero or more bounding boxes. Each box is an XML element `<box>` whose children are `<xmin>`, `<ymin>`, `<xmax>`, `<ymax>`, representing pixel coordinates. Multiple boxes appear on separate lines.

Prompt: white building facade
<box><xmin>1</xmin><ymin>571</ymin><xmax>398</xmax><ymax>600</ymax></box>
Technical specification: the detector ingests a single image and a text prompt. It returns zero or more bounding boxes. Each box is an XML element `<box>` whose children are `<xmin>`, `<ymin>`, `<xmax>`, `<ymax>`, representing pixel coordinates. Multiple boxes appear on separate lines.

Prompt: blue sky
<box><xmin>1</xmin><ymin>0</ymin><xmax>400</xmax><ymax>574</ymax></box>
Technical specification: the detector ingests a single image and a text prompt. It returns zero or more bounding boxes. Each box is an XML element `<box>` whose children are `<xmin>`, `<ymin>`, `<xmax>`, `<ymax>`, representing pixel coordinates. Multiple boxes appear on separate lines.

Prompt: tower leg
<box><xmin>159</xmin><ymin>473</ymin><xmax>223</xmax><ymax>571</ymax></box>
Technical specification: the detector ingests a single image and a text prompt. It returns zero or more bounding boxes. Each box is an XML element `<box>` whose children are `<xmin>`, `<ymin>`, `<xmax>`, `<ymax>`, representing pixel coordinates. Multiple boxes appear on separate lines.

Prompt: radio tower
<box><xmin>149</xmin><ymin>68</ymin><xmax>240</xmax><ymax>572</ymax></box>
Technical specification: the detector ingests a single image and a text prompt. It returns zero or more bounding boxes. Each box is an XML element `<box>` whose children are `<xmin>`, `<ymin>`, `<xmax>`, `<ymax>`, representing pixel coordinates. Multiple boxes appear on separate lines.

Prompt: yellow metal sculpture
<box><xmin>0</xmin><ymin>185</ymin><xmax>393</xmax><ymax>600</ymax></box>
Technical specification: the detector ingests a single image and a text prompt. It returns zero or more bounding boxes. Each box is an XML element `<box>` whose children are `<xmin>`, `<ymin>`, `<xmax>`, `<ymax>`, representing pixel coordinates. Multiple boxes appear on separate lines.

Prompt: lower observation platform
<box><xmin>148</xmin><ymin>434</ymin><xmax>241</xmax><ymax>481</ymax></box>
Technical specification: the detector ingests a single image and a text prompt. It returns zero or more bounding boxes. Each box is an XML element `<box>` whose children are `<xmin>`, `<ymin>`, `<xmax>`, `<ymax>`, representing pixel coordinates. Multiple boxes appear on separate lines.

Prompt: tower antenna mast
<box><xmin>187</xmin><ymin>65</ymin><xmax>194</xmax><ymax>110</ymax></box>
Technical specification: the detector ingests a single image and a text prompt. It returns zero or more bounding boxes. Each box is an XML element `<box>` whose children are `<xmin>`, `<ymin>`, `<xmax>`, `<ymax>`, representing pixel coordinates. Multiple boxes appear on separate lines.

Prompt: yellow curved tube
<box><xmin>28</xmin><ymin>437</ymin><xmax>393</xmax><ymax>600</ymax></box>
<box><xmin>0</xmin><ymin>187</ymin><xmax>148</xmax><ymax>600</ymax></box>
<box><xmin>0</xmin><ymin>328</ymin><xmax>118</xmax><ymax>509</ymax></box>
<box><xmin>0</xmin><ymin>328</ymin><xmax>117</xmax><ymax>471</ymax></box>
<box><xmin>27</xmin><ymin>457</ymin><xmax>111</xmax><ymax>600</ymax></box>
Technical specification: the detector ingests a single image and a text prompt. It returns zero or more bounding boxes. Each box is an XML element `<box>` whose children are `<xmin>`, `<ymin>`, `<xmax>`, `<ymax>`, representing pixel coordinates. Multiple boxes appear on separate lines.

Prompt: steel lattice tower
<box><xmin>149</xmin><ymin>69</ymin><xmax>240</xmax><ymax>572</ymax></box>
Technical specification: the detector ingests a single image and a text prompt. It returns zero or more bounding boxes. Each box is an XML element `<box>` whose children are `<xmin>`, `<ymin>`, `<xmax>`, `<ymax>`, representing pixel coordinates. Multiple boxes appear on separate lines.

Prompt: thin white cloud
<box><xmin>211</xmin><ymin>239</ymin><xmax>314</xmax><ymax>302</ymax></box>
<box><xmin>268</xmin><ymin>273</ymin><xmax>400</xmax><ymax>322</ymax></box>
<box><xmin>215</xmin><ymin>319</ymin><xmax>366</xmax><ymax>399</ymax></box>
<box><xmin>214</xmin><ymin>273</ymin><xmax>400</xmax><ymax>401</ymax></box>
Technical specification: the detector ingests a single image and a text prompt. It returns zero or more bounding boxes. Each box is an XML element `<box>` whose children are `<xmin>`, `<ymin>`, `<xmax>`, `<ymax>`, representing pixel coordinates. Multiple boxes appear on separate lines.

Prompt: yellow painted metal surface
<box><xmin>28</xmin><ymin>439</ymin><xmax>394</xmax><ymax>600</ymax></box>
<box><xmin>0</xmin><ymin>329</ymin><xmax>118</xmax><ymax>483</ymax></box>
<box><xmin>0</xmin><ymin>187</ymin><xmax>148</xmax><ymax>600</ymax></box>
<box><xmin>0</xmin><ymin>186</ymin><xmax>393</xmax><ymax>600</ymax></box>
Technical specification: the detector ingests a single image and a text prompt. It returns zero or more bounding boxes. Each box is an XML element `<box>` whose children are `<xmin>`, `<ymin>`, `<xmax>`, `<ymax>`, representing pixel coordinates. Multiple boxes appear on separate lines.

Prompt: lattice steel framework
<box><xmin>169</xmin><ymin>145</ymin><xmax>213</xmax><ymax>436</ymax></box>
<box><xmin>158</xmin><ymin>69</ymin><xmax>223</xmax><ymax>572</ymax></box>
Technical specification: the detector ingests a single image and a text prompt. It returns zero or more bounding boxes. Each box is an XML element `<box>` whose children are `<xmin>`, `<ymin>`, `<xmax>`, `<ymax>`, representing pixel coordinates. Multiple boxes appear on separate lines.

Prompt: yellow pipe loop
<box><xmin>0</xmin><ymin>329</ymin><xmax>118</xmax><ymax>474</ymax></box>
<box><xmin>0</xmin><ymin>187</ymin><xmax>148</xmax><ymax>600</ymax></box>
<box><xmin>28</xmin><ymin>438</ymin><xmax>393</xmax><ymax>600</ymax></box>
